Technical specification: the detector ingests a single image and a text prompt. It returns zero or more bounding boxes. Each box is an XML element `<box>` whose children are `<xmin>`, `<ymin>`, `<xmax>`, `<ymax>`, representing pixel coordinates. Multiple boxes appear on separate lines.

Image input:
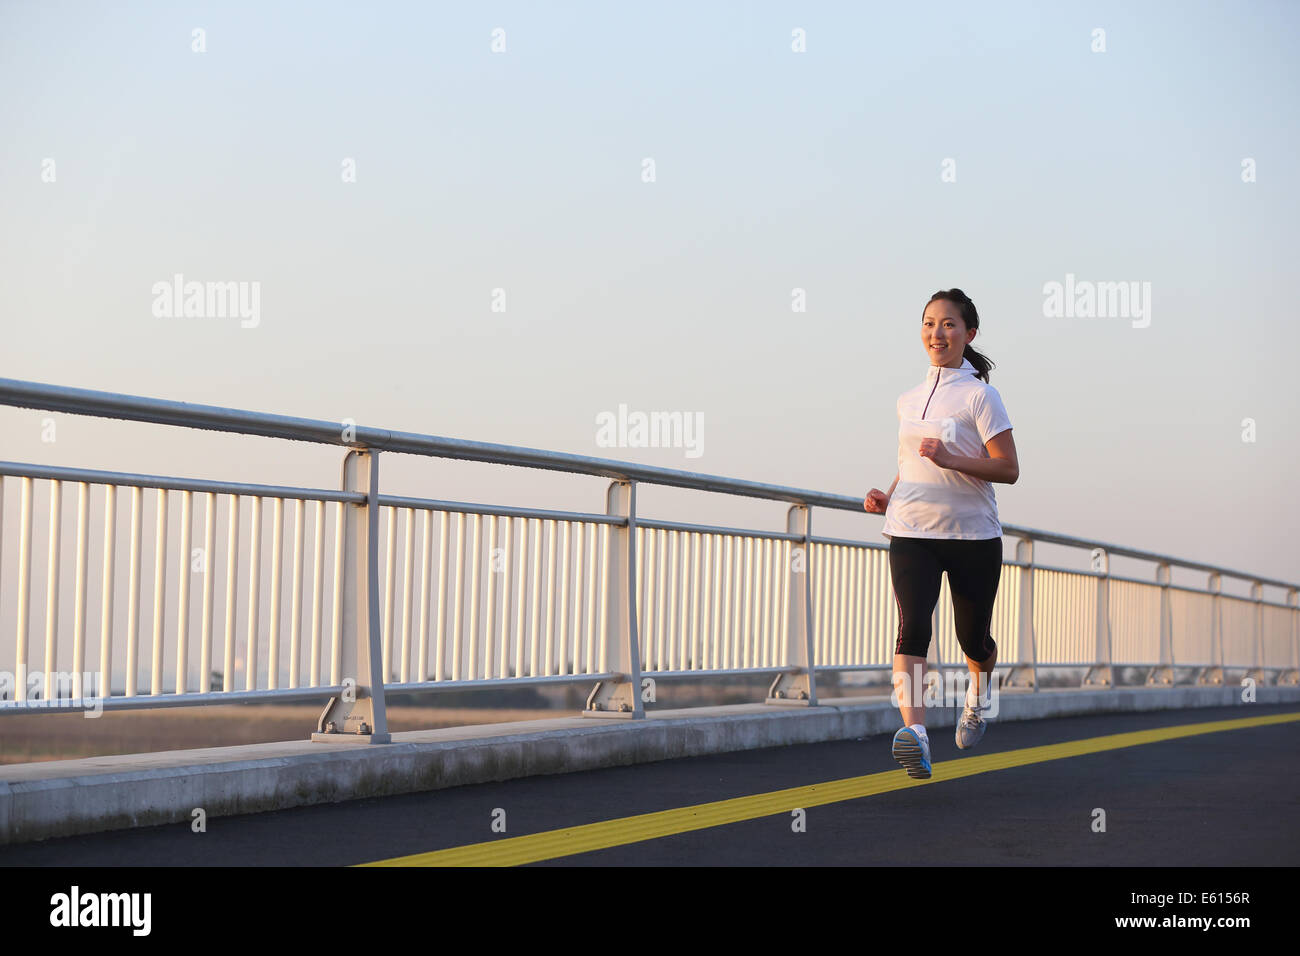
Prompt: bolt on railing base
<box><xmin>1002</xmin><ymin>665</ymin><xmax>1037</xmax><ymax>690</ymax></box>
<box><xmin>1195</xmin><ymin>666</ymin><xmax>1226</xmax><ymax>686</ymax></box>
<box><xmin>312</xmin><ymin>691</ymin><xmax>392</xmax><ymax>743</ymax></box>
<box><xmin>582</xmin><ymin>679</ymin><xmax>639</xmax><ymax>718</ymax></box>
<box><xmin>1145</xmin><ymin>666</ymin><xmax>1177</xmax><ymax>686</ymax></box>
<box><xmin>1082</xmin><ymin>665</ymin><xmax>1114</xmax><ymax>688</ymax></box>
<box><xmin>765</xmin><ymin>670</ymin><xmax>813</xmax><ymax>707</ymax></box>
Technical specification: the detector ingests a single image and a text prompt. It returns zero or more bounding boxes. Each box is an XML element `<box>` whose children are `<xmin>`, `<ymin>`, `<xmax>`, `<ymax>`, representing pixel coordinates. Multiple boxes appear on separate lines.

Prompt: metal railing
<box><xmin>0</xmin><ymin>377</ymin><xmax>1296</xmax><ymax>744</ymax></box>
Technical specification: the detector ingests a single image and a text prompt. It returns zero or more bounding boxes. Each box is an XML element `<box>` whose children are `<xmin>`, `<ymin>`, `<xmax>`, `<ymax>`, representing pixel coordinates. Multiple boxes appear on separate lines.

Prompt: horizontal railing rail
<box><xmin>0</xmin><ymin>377</ymin><xmax>1296</xmax><ymax>742</ymax></box>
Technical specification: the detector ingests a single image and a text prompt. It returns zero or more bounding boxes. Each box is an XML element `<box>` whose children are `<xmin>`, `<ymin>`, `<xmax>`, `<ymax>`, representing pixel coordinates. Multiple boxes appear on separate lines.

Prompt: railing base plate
<box><xmin>766</xmin><ymin>670</ymin><xmax>814</xmax><ymax>706</ymax></box>
<box><xmin>310</xmin><ymin>732</ymin><xmax>392</xmax><ymax>744</ymax></box>
<box><xmin>1002</xmin><ymin>665</ymin><xmax>1036</xmax><ymax>690</ymax></box>
<box><xmin>583</xmin><ymin>679</ymin><xmax>640</xmax><ymax>718</ymax></box>
<box><xmin>313</xmin><ymin>691</ymin><xmax>388</xmax><ymax>742</ymax></box>
<box><xmin>1082</xmin><ymin>665</ymin><xmax>1114</xmax><ymax>688</ymax></box>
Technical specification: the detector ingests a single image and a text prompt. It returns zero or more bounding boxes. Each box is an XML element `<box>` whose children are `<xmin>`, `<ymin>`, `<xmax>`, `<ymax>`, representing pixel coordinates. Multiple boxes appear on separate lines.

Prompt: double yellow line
<box><xmin>358</xmin><ymin>710</ymin><xmax>1300</xmax><ymax>867</ymax></box>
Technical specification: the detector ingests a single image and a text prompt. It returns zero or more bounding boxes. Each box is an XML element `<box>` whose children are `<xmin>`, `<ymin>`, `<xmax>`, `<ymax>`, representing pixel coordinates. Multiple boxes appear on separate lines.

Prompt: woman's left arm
<box><xmin>919</xmin><ymin>430</ymin><xmax>1019</xmax><ymax>484</ymax></box>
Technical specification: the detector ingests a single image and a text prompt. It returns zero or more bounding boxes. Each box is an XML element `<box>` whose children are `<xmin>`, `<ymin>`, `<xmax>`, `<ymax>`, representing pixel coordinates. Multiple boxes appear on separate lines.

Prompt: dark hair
<box><xmin>923</xmin><ymin>288</ymin><xmax>995</xmax><ymax>383</ymax></box>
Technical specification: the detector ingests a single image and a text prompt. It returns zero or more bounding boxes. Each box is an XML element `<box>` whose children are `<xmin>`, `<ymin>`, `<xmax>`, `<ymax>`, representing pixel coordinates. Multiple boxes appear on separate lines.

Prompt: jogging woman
<box><xmin>863</xmin><ymin>288</ymin><xmax>1019</xmax><ymax>779</ymax></box>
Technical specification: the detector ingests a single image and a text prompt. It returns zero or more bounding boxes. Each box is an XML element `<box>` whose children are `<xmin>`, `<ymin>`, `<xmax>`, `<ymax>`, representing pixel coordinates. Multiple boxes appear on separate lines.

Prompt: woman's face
<box><xmin>922</xmin><ymin>299</ymin><xmax>975</xmax><ymax>368</ymax></box>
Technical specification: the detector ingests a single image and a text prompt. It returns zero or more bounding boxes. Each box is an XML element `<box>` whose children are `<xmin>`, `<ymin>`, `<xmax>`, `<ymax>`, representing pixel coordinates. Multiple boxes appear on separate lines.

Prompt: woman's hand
<box><xmin>863</xmin><ymin>489</ymin><xmax>890</xmax><ymax>513</ymax></box>
<box><xmin>917</xmin><ymin>438</ymin><xmax>954</xmax><ymax>469</ymax></box>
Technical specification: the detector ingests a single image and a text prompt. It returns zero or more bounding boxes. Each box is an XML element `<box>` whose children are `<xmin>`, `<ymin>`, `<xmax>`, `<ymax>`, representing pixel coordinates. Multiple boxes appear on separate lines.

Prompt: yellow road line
<box><xmin>357</xmin><ymin>710</ymin><xmax>1300</xmax><ymax>867</ymax></box>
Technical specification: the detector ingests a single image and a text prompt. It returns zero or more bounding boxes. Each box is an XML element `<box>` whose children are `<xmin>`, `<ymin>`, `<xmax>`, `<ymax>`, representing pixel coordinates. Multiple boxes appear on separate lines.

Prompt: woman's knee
<box><xmin>960</xmin><ymin>633</ymin><xmax>996</xmax><ymax>665</ymax></box>
<box><xmin>895</xmin><ymin>622</ymin><xmax>932</xmax><ymax>659</ymax></box>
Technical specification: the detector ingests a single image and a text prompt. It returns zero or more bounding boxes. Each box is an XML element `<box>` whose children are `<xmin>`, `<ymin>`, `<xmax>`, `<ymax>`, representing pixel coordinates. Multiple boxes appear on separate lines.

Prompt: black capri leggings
<box><xmin>889</xmin><ymin>535</ymin><xmax>1002</xmax><ymax>663</ymax></box>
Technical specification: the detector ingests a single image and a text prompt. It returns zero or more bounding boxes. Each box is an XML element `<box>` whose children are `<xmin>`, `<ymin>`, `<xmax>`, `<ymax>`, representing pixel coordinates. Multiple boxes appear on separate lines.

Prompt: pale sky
<box><xmin>3</xmin><ymin>0</ymin><xmax>1298</xmax><ymax>615</ymax></box>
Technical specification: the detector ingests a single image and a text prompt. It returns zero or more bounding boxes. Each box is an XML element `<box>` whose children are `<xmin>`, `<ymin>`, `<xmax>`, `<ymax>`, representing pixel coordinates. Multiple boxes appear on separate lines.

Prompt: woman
<box><xmin>863</xmin><ymin>288</ymin><xmax>1019</xmax><ymax>779</ymax></box>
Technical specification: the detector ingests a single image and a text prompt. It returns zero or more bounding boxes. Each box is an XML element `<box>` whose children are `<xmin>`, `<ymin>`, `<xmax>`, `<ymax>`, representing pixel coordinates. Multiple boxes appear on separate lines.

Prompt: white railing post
<box><xmin>312</xmin><ymin>449</ymin><xmax>391</xmax><ymax>743</ymax></box>
<box><xmin>1281</xmin><ymin>588</ymin><xmax>1299</xmax><ymax>685</ymax></box>
<box><xmin>1244</xmin><ymin>580</ymin><xmax>1271</xmax><ymax>686</ymax></box>
<box><xmin>1196</xmin><ymin>571</ymin><xmax>1225</xmax><ymax>685</ymax></box>
<box><xmin>1147</xmin><ymin>561</ymin><xmax>1175</xmax><ymax>685</ymax></box>
<box><xmin>1004</xmin><ymin>537</ymin><xmax>1037</xmax><ymax>689</ymax></box>
<box><xmin>766</xmin><ymin>504</ymin><xmax>817</xmax><ymax>706</ymax></box>
<box><xmin>584</xmin><ymin>480</ymin><xmax>643</xmax><ymax>717</ymax></box>
<box><xmin>1083</xmin><ymin>547</ymin><xmax>1114</xmax><ymax>688</ymax></box>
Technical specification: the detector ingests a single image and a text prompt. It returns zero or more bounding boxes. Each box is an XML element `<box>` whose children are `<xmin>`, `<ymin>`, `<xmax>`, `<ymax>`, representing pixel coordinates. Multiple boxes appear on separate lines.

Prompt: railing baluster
<box><xmin>175</xmin><ymin>489</ymin><xmax>192</xmax><ymax>694</ymax></box>
<box><xmin>543</xmin><ymin>518</ymin><xmax>556</xmax><ymax>677</ymax></box>
<box><xmin>469</xmin><ymin>513</ymin><xmax>483</xmax><ymax>680</ymax></box>
<box><xmin>643</xmin><ymin>528</ymin><xmax>657</xmax><ymax>672</ymax></box>
<box><xmin>484</xmin><ymin>513</ymin><xmax>499</xmax><ymax>680</ymax></box>
<box><xmin>200</xmin><ymin>493</ymin><xmax>215</xmax><ymax>693</ymax></box>
<box><xmin>12</xmin><ymin>477</ymin><xmax>30</xmax><ymax>702</ymax></box>
<box><xmin>418</xmin><ymin>509</ymin><xmax>433</xmax><ymax>684</ymax></box>
<box><xmin>382</xmin><ymin>506</ymin><xmax>397</xmax><ymax>681</ymax></box>
<box><xmin>310</xmin><ymin>499</ymin><xmax>325</xmax><ymax>687</ymax></box>
<box><xmin>100</xmin><ymin>485</ymin><xmax>117</xmax><ymax>700</ymax></box>
<box><xmin>557</xmin><ymin>520</ymin><xmax>570</xmax><ymax>676</ymax></box>
<box><xmin>528</xmin><ymin>517</ymin><xmax>541</xmax><ymax>678</ymax></box>
<box><xmin>676</xmin><ymin>530</ymin><xmax>686</xmax><ymax>671</ymax></box>
<box><xmin>225</xmin><ymin>495</ymin><xmax>241</xmax><ymax>692</ymax></box>
<box><xmin>435</xmin><ymin>511</ymin><xmax>451</xmax><ymax>682</ymax></box>
<box><xmin>44</xmin><ymin>480</ymin><xmax>62</xmax><ymax>701</ymax></box>
<box><xmin>452</xmin><ymin>512</ymin><xmax>466</xmax><ymax>681</ymax></box>
<box><xmin>330</xmin><ymin>499</ymin><xmax>345</xmax><ymax>685</ymax></box>
<box><xmin>720</xmin><ymin>536</ymin><xmax>733</xmax><ymax>669</ymax></box>
<box><xmin>689</xmin><ymin>533</ymin><xmax>702</xmax><ymax>670</ymax></box>
<box><xmin>708</xmin><ymin>535</ymin><xmax>720</xmax><ymax>672</ymax></box>
<box><xmin>289</xmin><ymin>498</ymin><xmax>304</xmax><ymax>689</ymax></box>
<box><xmin>741</xmin><ymin>535</ymin><xmax>754</xmax><ymax>670</ymax></box>
<box><xmin>514</xmin><ymin>517</ymin><xmax>528</xmax><ymax>680</ymax></box>
<box><xmin>573</xmin><ymin>521</ymin><xmax>585</xmax><ymax>675</ymax></box>
<box><xmin>127</xmin><ymin>485</ymin><xmax>143</xmax><ymax>697</ymax></box>
<box><xmin>267</xmin><ymin>496</ymin><xmax>283</xmax><ymax>690</ymax></box>
<box><xmin>503</xmin><ymin>516</ymin><xmax>516</xmax><ymax>679</ymax></box>
<box><xmin>73</xmin><ymin>482</ymin><xmax>89</xmax><ymax>699</ymax></box>
<box><xmin>598</xmin><ymin>523</ymin><xmax>611</xmax><ymax>674</ymax></box>
<box><xmin>585</xmin><ymin>522</ymin><xmax>598</xmax><ymax>674</ymax></box>
<box><xmin>401</xmin><ymin>507</ymin><xmax>416</xmax><ymax>684</ymax></box>
<box><xmin>829</xmin><ymin>544</ymin><xmax>842</xmax><ymax>669</ymax></box>
<box><xmin>150</xmin><ymin>487</ymin><xmax>168</xmax><ymax>695</ymax></box>
<box><xmin>245</xmin><ymin>495</ymin><xmax>261</xmax><ymax>692</ymax></box>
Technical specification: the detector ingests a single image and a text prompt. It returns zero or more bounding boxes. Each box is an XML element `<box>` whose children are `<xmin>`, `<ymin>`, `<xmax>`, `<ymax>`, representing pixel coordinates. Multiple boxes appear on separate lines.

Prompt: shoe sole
<box><xmin>892</xmin><ymin>730</ymin><xmax>931</xmax><ymax>779</ymax></box>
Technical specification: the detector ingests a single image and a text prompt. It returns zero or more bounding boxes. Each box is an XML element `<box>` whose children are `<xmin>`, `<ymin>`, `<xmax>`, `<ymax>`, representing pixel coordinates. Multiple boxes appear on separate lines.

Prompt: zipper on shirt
<box><xmin>921</xmin><ymin>372</ymin><xmax>940</xmax><ymax>419</ymax></box>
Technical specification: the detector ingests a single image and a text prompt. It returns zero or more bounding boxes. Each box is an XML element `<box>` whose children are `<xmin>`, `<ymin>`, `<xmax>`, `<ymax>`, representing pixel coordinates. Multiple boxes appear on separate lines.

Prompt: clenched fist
<box><xmin>917</xmin><ymin>438</ymin><xmax>954</xmax><ymax>469</ymax></box>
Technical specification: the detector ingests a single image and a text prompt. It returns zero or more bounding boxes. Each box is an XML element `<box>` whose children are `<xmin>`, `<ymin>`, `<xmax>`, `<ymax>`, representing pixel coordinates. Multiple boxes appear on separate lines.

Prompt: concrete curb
<box><xmin>2</xmin><ymin>684</ymin><xmax>1297</xmax><ymax>845</ymax></box>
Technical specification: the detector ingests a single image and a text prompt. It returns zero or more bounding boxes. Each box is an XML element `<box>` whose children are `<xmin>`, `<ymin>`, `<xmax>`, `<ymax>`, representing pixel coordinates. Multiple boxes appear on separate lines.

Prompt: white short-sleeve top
<box><xmin>881</xmin><ymin>356</ymin><xmax>1013</xmax><ymax>541</ymax></box>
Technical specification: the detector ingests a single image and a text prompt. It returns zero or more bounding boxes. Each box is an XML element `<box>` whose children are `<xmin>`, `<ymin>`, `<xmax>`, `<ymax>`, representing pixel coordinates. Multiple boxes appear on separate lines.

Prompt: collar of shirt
<box><xmin>925</xmin><ymin>356</ymin><xmax>977</xmax><ymax>383</ymax></box>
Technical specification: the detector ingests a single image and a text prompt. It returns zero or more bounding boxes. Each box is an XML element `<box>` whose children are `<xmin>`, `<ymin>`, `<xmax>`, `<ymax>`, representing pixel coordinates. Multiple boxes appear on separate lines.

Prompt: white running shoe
<box><xmin>955</xmin><ymin>698</ymin><xmax>986</xmax><ymax>750</ymax></box>
<box><xmin>891</xmin><ymin>727</ymin><xmax>932</xmax><ymax>779</ymax></box>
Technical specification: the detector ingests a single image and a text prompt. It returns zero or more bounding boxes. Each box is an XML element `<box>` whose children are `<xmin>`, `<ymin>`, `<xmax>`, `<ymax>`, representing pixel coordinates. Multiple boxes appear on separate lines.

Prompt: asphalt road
<box><xmin>2</xmin><ymin>703</ymin><xmax>1297</xmax><ymax>867</ymax></box>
